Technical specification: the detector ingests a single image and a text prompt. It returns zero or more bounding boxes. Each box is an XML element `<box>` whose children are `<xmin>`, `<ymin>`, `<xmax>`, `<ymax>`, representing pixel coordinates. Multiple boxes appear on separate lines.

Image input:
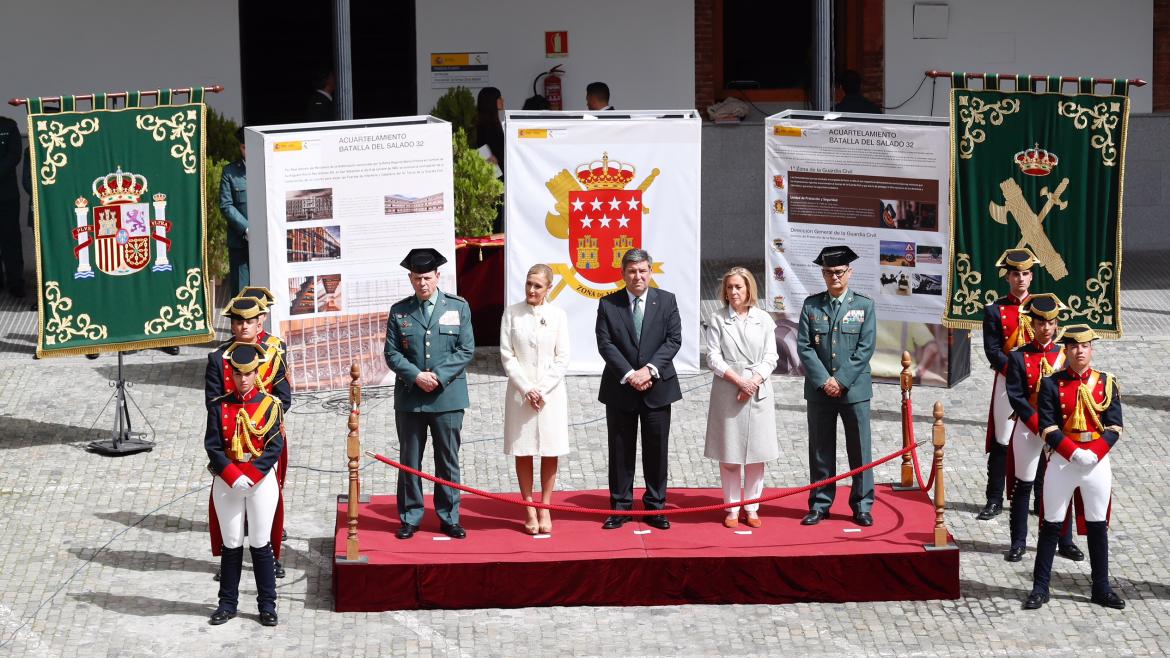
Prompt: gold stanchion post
<box><xmin>338</xmin><ymin>363</ymin><xmax>368</xmax><ymax>564</ymax></box>
<box><xmin>893</xmin><ymin>351</ymin><xmax>916</xmax><ymax>490</ymax></box>
<box><xmin>926</xmin><ymin>401</ymin><xmax>957</xmax><ymax>551</ymax></box>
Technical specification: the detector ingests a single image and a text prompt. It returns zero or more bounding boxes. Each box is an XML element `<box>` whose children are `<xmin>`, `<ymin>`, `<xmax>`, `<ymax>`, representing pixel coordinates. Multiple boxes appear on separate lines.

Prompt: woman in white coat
<box><xmin>704</xmin><ymin>267</ymin><xmax>780</xmax><ymax>528</ymax></box>
<box><xmin>500</xmin><ymin>264</ymin><xmax>570</xmax><ymax>534</ymax></box>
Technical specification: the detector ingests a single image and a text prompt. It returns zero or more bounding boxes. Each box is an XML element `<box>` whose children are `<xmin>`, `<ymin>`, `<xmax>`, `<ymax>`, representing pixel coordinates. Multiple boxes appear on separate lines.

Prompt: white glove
<box><xmin>232</xmin><ymin>475</ymin><xmax>255</xmax><ymax>490</ymax></box>
<box><xmin>1070</xmin><ymin>448</ymin><xmax>1099</xmax><ymax>466</ymax></box>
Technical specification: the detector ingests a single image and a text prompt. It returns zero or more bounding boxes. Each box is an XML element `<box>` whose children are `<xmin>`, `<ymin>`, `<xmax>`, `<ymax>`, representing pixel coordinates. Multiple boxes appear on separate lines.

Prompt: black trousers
<box><xmin>606</xmin><ymin>402</ymin><xmax>672</xmax><ymax>511</ymax></box>
<box><xmin>0</xmin><ymin>196</ymin><xmax>24</xmax><ymax>291</ymax></box>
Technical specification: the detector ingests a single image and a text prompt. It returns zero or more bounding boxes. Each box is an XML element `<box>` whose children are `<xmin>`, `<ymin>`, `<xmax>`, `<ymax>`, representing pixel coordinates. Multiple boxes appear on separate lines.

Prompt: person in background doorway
<box><xmin>220</xmin><ymin>128</ymin><xmax>249</xmax><ymax>296</ymax></box>
<box><xmin>833</xmin><ymin>70</ymin><xmax>881</xmax><ymax>114</ymax></box>
<box><xmin>586</xmin><ymin>82</ymin><xmax>614</xmax><ymax>111</ymax></box>
<box><xmin>305</xmin><ymin>68</ymin><xmax>336</xmax><ymax>122</ymax></box>
<box><xmin>0</xmin><ymin>114</ymin><xmax>25</xmax><ymax>299</ymax></box>
<box><xmin>474</xmin><ymin>87</ymin><xmax>505</xmax><ymax>232</ymax></box>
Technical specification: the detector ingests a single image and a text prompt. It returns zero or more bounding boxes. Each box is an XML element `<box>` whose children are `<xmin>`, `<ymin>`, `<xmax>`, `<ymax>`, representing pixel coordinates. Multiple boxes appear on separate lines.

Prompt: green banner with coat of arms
<box><xmin>943</xmin><ymin>79</ymin><xmax>1129</xmax><ymax>336</ymax></box>
<box><xmin>27</xmin><ymin>90</ymin><xmax>212</xmax><ymax>357</ymax></box>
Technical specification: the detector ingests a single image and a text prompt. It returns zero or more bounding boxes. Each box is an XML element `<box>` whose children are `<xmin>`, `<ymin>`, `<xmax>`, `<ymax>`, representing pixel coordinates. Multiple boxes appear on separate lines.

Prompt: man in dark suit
<box><xmin>595</xmin><ymin>249</ymin><xmax>682</xmax><ymax>530</ymax></box>
<box><xmin>0</xmin><ymin>115</ymin><xmax>24</xmax><ymax>298</ymax></box>
<box><xmin>797</xmin><ymin>245</ymin><xmax>877</xmax><ymax>526</ymax></box>
<box><xmin>305</xmin><ymin>68</ymin><xmax>336</xmax><ymax>122</ymax></box>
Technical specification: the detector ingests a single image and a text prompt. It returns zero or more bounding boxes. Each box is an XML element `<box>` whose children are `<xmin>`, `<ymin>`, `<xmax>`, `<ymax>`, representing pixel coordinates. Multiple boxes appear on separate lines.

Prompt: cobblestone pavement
<box><xmin>0</xmin><ymin>253</ymin><xmax>1168</xmax><ymax>657</ymax></box>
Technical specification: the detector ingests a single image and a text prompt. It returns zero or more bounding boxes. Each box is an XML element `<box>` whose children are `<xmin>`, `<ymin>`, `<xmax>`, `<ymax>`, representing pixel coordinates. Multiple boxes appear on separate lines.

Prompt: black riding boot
<box><xmin>1009</xmin><ymin>479</ymin><xmax>1032</xmax><ymax>549</ymax></box>
<box><xmin>250</xmin><ymin>543</ymin><xmax>279</xmax><ymax>625</ymax></box>
<box><xmin>1031</xmin><ymin>520</ymin><xmax>1062</xmax><ymax>594</ymax></box>
<box><xmin>979</xmin><ymin>443</ymin><xmax>1008</xmax><ymax>519</ymax></box>
<box><xmin>210</xmin><ymin>546</ymin><xmax>244</xmax><ymax>624</ymax></box>
<box><xmin>1086</xmin><ymin>521</ymin><xmax>1124</xmax><ymax>608</ymax></box>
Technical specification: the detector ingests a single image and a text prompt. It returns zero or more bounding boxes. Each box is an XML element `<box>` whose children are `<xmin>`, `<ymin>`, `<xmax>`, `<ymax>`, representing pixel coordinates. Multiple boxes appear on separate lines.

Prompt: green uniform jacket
<box><xmin>797</xmin><ymin>289</ymin><xmax>876</xmax><ymax>404</ymax></box>
<box><xmin>218</xmin><ymin>160</ymin><xmax>248</xmax><ymax>249</ymax></box>
<box><xmin>384</xmin><ymin>290</ymin><xmax>475</xmax><ymax>412</ymax></box>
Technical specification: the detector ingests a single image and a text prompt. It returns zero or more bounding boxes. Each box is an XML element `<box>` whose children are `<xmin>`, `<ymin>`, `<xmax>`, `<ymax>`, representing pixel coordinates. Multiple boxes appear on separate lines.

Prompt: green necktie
<box><xmin>633</xmin><ymin>296</ymin><xmax>643</xmax><ymax>339</ymax></box>
<box><xmin>423</xmin><ymin>299</ymin><xmax>434</xmax><ymax>322</ymax></box>
<box><xmin>830</xmin><ymin>299</ymin><xmax>840</xmax><ymax>317</ymax></box>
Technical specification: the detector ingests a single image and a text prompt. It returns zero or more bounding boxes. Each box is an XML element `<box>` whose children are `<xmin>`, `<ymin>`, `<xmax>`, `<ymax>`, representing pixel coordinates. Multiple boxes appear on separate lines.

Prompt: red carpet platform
<box><xmin>332</xmin><ymin>484</ymin><xmax>959</xmax><ymax>611</ymax></box>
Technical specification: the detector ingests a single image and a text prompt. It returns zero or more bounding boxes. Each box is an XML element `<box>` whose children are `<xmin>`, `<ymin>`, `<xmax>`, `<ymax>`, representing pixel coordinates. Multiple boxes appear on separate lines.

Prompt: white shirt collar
<box><xmin>626</xmin><ymin>289</ymin><xmax>648</xmax><ymax>306</ymax></box>
<box><xmin>317</xmin><ymin>89</ymin><xmax>334</xmax><ymax>101</ymax></box>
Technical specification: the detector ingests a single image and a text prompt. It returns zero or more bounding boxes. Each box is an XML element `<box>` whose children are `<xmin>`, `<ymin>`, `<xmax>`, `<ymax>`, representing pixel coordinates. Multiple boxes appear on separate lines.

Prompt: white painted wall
<box><xmin>415</xmin><ymin>0</ymin><xmax>695</xmax><ymax>114</ymax></box>
<box><xmin>885</xmin><ymin>0</ymin><xmax>1153</xmax><ymax>116</ymax></box>
<box><xmin>0</xmin><ymin>0</ymin><xmax>242</xmax><ymax>127</ymax></box>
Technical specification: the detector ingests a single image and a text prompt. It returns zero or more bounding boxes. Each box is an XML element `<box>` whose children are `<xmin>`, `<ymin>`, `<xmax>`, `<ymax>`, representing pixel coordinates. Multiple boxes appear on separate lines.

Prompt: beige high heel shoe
<box><xmin>523</xmin><ymin>503</ymin><xmax>539</xmax><ymax>535</ymax></box>
<box><xmin>538</xmin><ymin>508</ymin><xmax>553</xmax><ymax>534</ymax></box>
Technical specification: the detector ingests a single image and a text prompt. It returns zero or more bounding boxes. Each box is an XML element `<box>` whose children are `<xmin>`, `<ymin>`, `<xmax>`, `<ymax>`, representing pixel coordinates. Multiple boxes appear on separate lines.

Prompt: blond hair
<box><xmin>526</xmin><ymin>263</ymin><xmax>554</xmax><ymax>285</ymax></box>
<box><xmin>719</xmin><ymin>267</ymin><xmax>759</xmax><ymax>308</ymax></box>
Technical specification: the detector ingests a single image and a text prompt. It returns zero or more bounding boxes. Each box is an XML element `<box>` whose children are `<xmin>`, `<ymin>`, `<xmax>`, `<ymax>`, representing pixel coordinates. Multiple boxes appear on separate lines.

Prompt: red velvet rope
<box><xmin>903</xmin><ymin>397</ymin><xmax>939</xmax><ymax>491</ymax></box>
<box><xmin>368</xmin><ymin>439</ymin><xmax>927</xmax><ymax>517</ymax></box>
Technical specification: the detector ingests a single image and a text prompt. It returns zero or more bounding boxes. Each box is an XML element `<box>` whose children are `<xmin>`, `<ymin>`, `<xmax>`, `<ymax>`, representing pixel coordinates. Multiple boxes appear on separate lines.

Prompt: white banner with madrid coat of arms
<box><xmin>504</xmin><ymin>111</ymin><xmax>701</xmax><ymax>374</ymax></box>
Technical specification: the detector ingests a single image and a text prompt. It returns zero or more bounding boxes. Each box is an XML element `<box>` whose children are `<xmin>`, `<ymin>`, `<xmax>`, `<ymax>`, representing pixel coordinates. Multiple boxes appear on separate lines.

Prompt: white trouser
<box><xmin>720</xmin><ymin>462</ymin><xmax>765</xmax><ymax>514</ymax></box>
<box><xmin>1010</xmin><ymin>421</ymin><xmax>1045</xmax><ymax>482</ymax></box>
<box><xmin>212</xmin><ymin>469</ymin><xmax>280</xmax><ymax>549</ymax></box>
<box><xmin>1043</xmin><ymin>453</ymin><xmax>1112</xmax><ymax>523</ymax></box>
<box><xmin>989</xmin><ymin>373</ymin><xmax>1013</xmax><ymax>446</ymax></box>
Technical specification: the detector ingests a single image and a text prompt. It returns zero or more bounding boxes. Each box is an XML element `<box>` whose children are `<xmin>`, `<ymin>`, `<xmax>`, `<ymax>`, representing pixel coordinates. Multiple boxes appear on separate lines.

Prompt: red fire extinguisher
<box><xmin>535</xmin><ymin>65</ymin><xmax>565</xmax><ymax>110</ymax></box>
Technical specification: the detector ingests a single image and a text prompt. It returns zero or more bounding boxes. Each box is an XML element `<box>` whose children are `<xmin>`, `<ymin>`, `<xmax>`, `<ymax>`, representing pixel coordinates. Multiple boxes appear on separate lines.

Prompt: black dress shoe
<box><xmin>602</xmin><ymin>515</ymin><xmax>632</xmax><ymax>529</ymax></box>
<box><xmin>160</xmin><ymin>346</ymin><xmax>180</xmax><ymax>355</ymax></box>
<box><xmin>1091</xmin><ymin>591</ymin><xmax>1126</xmax><ymax>610</ymax></box>
<box><xmin>213</xmin><ymin>569</ymin><xmax>221</xmax><ymax>582</ymax></box>
<box><xmin>439</xmin><ymin>522</ymin><xmax>467</xmax><ymax>539</ymax></box>
<box><xmin>259</xmin><ymin>610</ymin><xmax>279</xmax><ymax>626</ymax></box>
<box><xmin>644</xmin><ymin>515</ymin><xmax>670</xmax><ymax>530</ymax></box>
<box><xmin>976</xmin><ymin>501</ymin><xmax>1003</xmax><ymax>520</ymax></box>
<box><xmin>1058</xmin><ymin>543</ymin><xmax>1085</xmax><ymax>561</ymax></box>
<box><xmin>273</xmin><ymin>559</ymin><xmax>286</xmax><ymax>578</ymax></box>
<box><xmin>801</xmin><ymin>510</ymin><xmax>825</xmax><ymax>526</ymax></box>
<box><xmin>1004</xmin><ymin>546</ymin><xmax>1026</xmax><ymax>562</ymax></box>
<box><xmin>1022</xmin><ymin>592</ymin><xmax>1049</xmax><ymax>610</ymax></box>
<box><xmin>282</xmin><ymin>529</ymin><xmax>288</xmax><ymax>541</ymax></box>
<box><xmin>853</xmin><ymin>512</ymin><xmax>873</xmax><ymax>527</ymax></box>
<box><xmin>395</xmin><ymin>523</ymin><xmax>419</xmax><ymax>540</ymax></box>
<box><xmin>208</xmin><ymin>608</ymin><xmax>236</xmax><ymax>625</ymax></box>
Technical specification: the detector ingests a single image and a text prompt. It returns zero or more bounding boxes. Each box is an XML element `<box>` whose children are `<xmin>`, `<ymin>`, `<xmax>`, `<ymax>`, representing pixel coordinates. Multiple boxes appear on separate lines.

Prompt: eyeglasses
<box><xmin>822</xmin><ymin>268</ymin><xmax>851</xmax><ymax>279</ymax></box>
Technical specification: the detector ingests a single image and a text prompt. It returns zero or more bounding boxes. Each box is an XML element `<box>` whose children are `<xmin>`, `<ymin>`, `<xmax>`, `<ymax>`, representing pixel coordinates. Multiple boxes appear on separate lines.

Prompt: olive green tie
<box><xmin>423</xmin><ymin>299</ymin><xmax>433</xmax><ymax>322</ymax></box>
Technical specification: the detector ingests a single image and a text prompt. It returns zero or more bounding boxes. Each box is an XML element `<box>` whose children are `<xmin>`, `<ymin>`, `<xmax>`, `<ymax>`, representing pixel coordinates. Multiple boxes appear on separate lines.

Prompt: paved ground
<box><xmin>0</xmin><ymin>252</ymin><xmax>1168</xmax><ymax>657</ymax></box>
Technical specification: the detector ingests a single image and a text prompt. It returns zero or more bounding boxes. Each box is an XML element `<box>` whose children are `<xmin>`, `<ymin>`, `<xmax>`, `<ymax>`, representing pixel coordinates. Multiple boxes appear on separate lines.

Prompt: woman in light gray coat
<box><xmin>703</xmin><ymin>268</ymin><xmax>779</xmax><ymax>528</ymax></box>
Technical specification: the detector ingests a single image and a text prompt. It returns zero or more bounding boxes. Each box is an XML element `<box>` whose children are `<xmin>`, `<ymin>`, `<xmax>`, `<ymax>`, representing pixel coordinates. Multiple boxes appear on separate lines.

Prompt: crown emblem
<box><xmin>575</xmin><ymin>152</ymin><xmax>635</xmax><ymax>190</ymax></box>
<box><xmin>92</xmin><ymin>166</ymin><xmax>149</xmax><ymax>204</ymax></box>
<box><xmin>1014</xmin><ymin>144</ymin><xmax>1058</xmax><ymax>176</ymax></box>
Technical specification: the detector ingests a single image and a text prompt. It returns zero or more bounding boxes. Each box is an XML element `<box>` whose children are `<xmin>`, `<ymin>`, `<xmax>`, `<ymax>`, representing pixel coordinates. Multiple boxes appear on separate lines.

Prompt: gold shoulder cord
<box><xmin>256</xmin><ymin>345</ymin><xmax>282</xmax><ymax>389</ymax></box>
<box><xmin>228</xmin><ymin>396</ymin><xmax>280</xmax><ymax>460</ymax></box>
<box><xmin>1066</xmin><ymin>373</ymin><xmax>1114</xmax><ymax>435</ymax></box>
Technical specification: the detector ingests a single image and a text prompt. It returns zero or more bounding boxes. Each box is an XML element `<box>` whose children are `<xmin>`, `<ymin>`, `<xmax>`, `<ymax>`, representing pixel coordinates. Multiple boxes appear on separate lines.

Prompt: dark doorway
<box><xmin>238</xmin><ymin>2</ymin><xmax>416</xmax><ymax>126</ymax></box>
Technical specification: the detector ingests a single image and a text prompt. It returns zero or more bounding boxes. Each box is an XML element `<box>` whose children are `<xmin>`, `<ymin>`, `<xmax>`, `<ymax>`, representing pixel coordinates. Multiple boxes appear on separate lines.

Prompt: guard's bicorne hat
<box><xmin>812</xmin><ymin>245</ymin><xmax>859</xmax><ymax>268</ymax></box>
<box><xmin>222</xmin><ymin>296</ymin><xmax>264</xmax><ymax>320</ymax></box>
<box><xmin>400</xmin><ymin>248</ymin><xmax>447</xmax><ymax>273</ymax></box>
<box><xmin>996</xmin><ymin>248</ymin><xmax>1040</xmax><ymax>273</ymax></box>
<box><xmin>1023</xmin><ymin>293</ymin><xmax>1066</xmax><ymax>321</ymax></box>
<box><xmin>239</xmin><ymin>286</ymin><xmax>276</xmax><ymax>310</ymax></box>
<box><xmin>1059</xmin><ymin>324</ymin><xmax>1099</xmax><ymax>344</ymax></box>
<box><xmin>227</xmin><ymin>342</ymin><xmax>266</xmax><ymax>373</ymax></box>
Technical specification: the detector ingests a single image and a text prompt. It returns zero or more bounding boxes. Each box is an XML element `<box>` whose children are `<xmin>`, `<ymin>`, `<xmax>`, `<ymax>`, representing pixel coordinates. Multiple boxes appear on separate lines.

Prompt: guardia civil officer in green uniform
<box><xmin>797</xmin><ymin>245</ymin><xmax>878</xmax><ymax>526</ymax></box>
<box><xmin>219</xmin><ymin>127</ymin><xmax>249</xmax><ymax>293</ymax></box>
<box><xmin>384</xmin><ymin>248</ymin><xmax>475</xmax><ymax>540</ymax></box>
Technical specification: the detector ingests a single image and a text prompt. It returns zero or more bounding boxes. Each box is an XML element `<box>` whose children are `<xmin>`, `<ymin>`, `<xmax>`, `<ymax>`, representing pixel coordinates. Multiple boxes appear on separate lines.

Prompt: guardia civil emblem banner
<box><xmin>26</xmin><ymin>89</ymin><xmax>213</xmax><ymax>357</ymax></box>
<box><xmin>504</xmin><ymin>110</ymin><xmax>701</xmax><ymax>374</ymax></box>
<box><xmin>943</xmin><ymin>76</ymin><xmax>1130</xmax><ymax>336</ymax></box>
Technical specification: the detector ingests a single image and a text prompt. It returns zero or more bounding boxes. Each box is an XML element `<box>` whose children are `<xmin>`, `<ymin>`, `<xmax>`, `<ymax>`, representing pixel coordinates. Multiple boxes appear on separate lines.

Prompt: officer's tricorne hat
<box><xmin>812</xmin><ymin>245</ymin><xmax>859</xmax><ymax>268</ymax></box>
<box><xmin>222</xmin><ymin>296</ymin><xmax>264</xmax><ymax>320</ymax></box>
<box><xmin>238</xmin><ymin>286</ymin><xmax>276</xmax><ymax>310</ymax></box>
<box><xmin>1023</xmin><ymin>293</ymin><xmax>1066</xmax><ymax>321</ymax></box>
<box><xmin>227</xmin><ymin>343</ymin><xmax>266</xmax><ymax>373</ymax></box>
<box><xmin>1059</xmin><ymin>324</ymin><xmax>1099</xmax><ymax>344</ymax></box>
<box><xmin>996</xmin><ymin>248</ymin><xmax>1040</xmax><ymax>273</ymax></box>
<box><xmin>400</xmin><ymin>248</ymin><xmax>447</xmax><ymax>273</ymax></box>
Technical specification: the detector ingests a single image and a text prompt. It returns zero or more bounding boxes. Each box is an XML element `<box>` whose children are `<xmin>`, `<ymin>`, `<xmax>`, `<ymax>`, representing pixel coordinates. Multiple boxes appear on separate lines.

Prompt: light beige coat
<box><xmin>703</xmin><ymin>306</ymin><xmax>780</xmax><ymax>464</ymax></box>
<box><xmin>500</xmin><ymin>301</ymin><xmax>571</xmax><ymax>456</ymax></box>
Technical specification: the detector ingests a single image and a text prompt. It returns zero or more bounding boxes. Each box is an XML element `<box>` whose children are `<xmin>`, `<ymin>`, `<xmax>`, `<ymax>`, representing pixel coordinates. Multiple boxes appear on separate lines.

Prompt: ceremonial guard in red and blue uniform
<box><xmin>1024</xmin><ymin>325</ymin><xmax>1125</xmax><ymax>611</ymax></box>
<box><xmin>1002</xmin><ymin>294</ymin><xmax>1082</xmax><ymax>563</ymax></box>
<box><xmin>206</xmin><ymin>295</ymin><xmax>291</xmax><ymax>577</ymax></box>
<box><xmin>206</xmin><ymin>344</ymin><xmax>284</xmax><ymax>626</ymax></box>
<box><xmin>978</xmin><ymin>248</ymin><xmax>1039</xmax><ymax>521</ymax></box>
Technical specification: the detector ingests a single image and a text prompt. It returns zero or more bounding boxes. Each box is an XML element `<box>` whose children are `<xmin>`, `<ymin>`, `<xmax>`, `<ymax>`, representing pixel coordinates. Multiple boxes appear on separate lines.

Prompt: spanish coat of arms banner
<box><xmin>503</xmin><ymin>110</ymin><xmax>701</xmax><ymax>374</ymax></box>
<box><xmin>943</xmin><ymin>76</ymin><xmax>1130</xmax><ymax>336</ymax></box>
<box><xmin>26</xmin><ymin>90</ymin><xmax>212</xmax><ymax>357</ymax></box>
